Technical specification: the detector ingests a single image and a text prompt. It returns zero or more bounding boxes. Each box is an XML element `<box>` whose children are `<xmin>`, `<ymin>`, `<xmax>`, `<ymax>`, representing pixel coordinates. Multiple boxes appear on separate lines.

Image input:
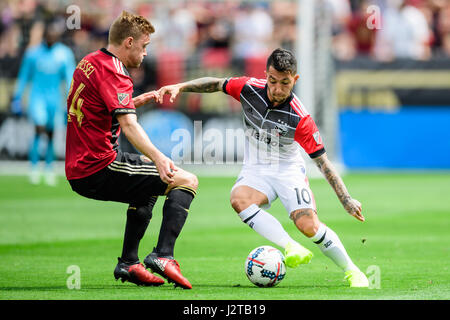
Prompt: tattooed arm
<box><xmin>156</xmin><ymin>77</ymin><xmax>226</xmax><ymax>103</ymax></box>
<box><xmin>313</xmin><ymin>152</ymin><xmax>365</xmax><ymax>222</ymax></box>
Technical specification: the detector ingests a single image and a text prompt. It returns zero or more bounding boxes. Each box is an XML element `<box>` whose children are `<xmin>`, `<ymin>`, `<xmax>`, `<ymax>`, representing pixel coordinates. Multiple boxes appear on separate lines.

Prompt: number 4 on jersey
<box><xmin>68</xmin><ymin>81</ymin><xmax>85</xmax><ymax>127</ymax></box>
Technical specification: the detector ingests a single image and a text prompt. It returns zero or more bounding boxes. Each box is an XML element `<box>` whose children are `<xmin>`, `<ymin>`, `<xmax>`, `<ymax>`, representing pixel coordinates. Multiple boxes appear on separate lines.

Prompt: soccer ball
<box><xmin>245</xmin><ymin>246</ymin><xmax>286</xmax><ymax>287</ymax></box>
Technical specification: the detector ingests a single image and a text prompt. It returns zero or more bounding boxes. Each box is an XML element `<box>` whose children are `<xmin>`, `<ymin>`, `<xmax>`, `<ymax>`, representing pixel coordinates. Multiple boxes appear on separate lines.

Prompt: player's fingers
<box><xmin>156</xmin><ymin>160</ymin><xmax>173</xmax><ymax>184</ymax></box>
<box><xmin>165</xmin><ymin>161</ymin><xmax>175</xmax><ymax>178</ymax></box>
<box><xmin>147</xmin><ymin>91</ymin><xmax>158</xmax><ymax>102</ymax></box>
<box><xmin>166</xmin><ymin>173</ymin><xmax>175</xmax><ymax>184</ymax></box>
<box><xmin>160</xmin><ymin>171</ymin><xmax>174</xmax><ymax>184</ymax></box>
<box><xmin>163</xmin><ymin>177</ymin><xmax>174</xmax><ymax>185</ymax></box>
<box><xmin>156</xmin><ymin>88</ymin><xmax>168</xmax><ymax>103</ymax></box>
<box><xmin>353</xmin><ymin>199</ymin><xmax>362</xmax><ymax>212</ymax></box>
<box><xmin>353</xmin><ymin>211</ymin><xmax>365</xmax><ymax>222</ymax></box>
<box><xmin>158</xmin><ymin>92</ymin><xmax>165</xmax><ymax>104</ymax></box>
<box><xmin>166</xmin><ymin>177</ymin><xmax>175</xmax><ymax>184</ymax></box>
<box><xmin>169</xmin><ymin>161</ymin><xmax>178</xmax><ymax>171</ymax></box>
<box><xmin>170</xmin><ymin>91</ymin><xmax>178</xmax><ymax>103</ymax></box>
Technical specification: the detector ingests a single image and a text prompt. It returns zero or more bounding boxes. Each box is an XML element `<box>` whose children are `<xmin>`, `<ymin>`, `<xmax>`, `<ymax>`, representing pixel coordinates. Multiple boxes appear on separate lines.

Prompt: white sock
<box><xmin>310</xmin><ymin>223</ymin><xmax>359</xmax><ymax>272</ymax></box>
<box><xmin>238</xmin><ymin>204</ymin><xmax>296</xmax><ymax>248</ymax></box>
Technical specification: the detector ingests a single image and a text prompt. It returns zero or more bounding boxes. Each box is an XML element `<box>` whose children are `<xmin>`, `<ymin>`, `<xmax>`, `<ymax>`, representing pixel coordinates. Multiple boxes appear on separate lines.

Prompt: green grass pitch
<box><xmin>0</xmin><ymin>172</ymin><xmax>449</xmax><ymax>300</ymax></box>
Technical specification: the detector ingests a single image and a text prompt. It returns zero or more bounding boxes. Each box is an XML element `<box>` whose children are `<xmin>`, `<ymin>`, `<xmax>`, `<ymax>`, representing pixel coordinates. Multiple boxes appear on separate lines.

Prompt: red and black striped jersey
<box><xmin>65</xmin><ymin>48</ymin><xmax>136</xmax><ymax>180</ymax></box>
<box><xmin>223</xmin><ymin>76</ymin><xmax>325</xmax><ymax>165</ymax></box>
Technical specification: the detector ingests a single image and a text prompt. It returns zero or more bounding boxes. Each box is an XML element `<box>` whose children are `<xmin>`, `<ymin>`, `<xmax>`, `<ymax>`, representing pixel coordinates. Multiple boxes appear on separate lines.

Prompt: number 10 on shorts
<box><xmin>295</xmin><ymin>187</ymin><xmax>311</xmax><ymax>205</ymax></box>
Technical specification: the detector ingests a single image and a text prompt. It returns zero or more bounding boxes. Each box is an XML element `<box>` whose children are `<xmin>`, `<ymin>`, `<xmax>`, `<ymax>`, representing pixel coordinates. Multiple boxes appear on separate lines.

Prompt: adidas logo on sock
<box><xmin>324</xmin><ymin>240</ymin><xmax>333</xmax><ymax>248</ymax></box>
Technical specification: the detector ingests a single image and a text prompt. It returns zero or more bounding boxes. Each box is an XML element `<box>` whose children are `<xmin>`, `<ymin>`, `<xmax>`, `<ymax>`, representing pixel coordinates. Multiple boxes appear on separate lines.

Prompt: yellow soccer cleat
<box><xmin>284</xmin><ymin>242</ymin><xmax>313</xmax><ymax>268</ymax></box>
<box><xmin>344</xmin><ymin>270</ymin><xmax>369</xmax><ymax>288</ymax></box>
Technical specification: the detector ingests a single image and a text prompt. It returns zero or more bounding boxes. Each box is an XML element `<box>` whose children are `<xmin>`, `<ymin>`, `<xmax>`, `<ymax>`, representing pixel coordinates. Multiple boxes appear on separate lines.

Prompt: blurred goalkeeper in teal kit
<box><xmin>11</xmin><ymin>19</ymin><xmax>75</xmax><ymax>185</ymax></box>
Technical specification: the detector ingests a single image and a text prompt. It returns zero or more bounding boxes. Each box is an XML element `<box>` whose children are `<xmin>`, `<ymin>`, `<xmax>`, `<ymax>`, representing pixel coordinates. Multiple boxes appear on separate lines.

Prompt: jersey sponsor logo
<box><xmin>250</xmin><ymin>129</ymin><xmax>283</xmax><ymax>147</ymax></box>
<box><xmin>313</xmin><ymin>131</ymin><xmax>322</xmax><ymax>145</ymax></box>
<box><xmin>117</xmin><ymin>93</ymin><xmax>130</xmax><ymax>106</ymax></box>
<box><xmin>253</xmin><ymin>130</ymin><xmax>272</xmax><ymax>145</ymax></box>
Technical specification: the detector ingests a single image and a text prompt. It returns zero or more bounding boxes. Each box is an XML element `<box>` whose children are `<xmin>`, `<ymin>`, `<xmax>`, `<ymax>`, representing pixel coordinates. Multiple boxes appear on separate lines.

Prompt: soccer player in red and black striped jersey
<box><xmin>156</xmin><ymin>48</ymin><xmax>369</xmax><ymax>287</ymax></box>
<box><xmin>65</xmin><ymin>11</ymin><xmax>196</xmax><ymax>289</ymax></box>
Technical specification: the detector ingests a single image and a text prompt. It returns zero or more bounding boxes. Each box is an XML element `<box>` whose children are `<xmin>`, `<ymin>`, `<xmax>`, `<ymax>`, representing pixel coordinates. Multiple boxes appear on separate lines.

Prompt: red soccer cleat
<box><xmin>144</xmin><ymin>253</ymin><xmax>192</xmax><ymax>289</ymax></box>
<box><xmin>114</xmin><ymin>258</ymin><xmax>165</xmax><ymax>286</ymax></box>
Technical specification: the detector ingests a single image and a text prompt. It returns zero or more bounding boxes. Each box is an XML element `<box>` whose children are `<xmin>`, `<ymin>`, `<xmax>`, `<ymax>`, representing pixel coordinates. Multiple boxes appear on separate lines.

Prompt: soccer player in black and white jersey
<box><xmin>156</xmin><ymin>48</ymin><xmax>369</xmax><ymax>287</ymax></box>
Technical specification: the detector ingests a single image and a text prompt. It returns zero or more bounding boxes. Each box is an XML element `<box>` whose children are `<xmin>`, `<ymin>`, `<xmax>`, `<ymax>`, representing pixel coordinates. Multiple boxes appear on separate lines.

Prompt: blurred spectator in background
<box><xmin>435</xmin><ymin>0</ymin><xmax>450</xmax><ymax>57</ymax></box>
<box><xmin>329</xmin><ymin>0</ymin><xmax>356</xmax><ymax>60</ymax></box>
<box><xmin>270</xmin><ymin>1</ymin><xmax>297</xmax><ymax>52</ymax></box>
<box><xmin>2</xmin><ymin>0</ymin><xmax>450</xmax><ymax>67</ymax></box>
<box><xmin>152</xmin><ymin>1</ymin><xmax>198</xmax><ymax>56</ymax></box>
<box><xmin>1</xmin><ymin>0</ymin><xmax>450</xmax><ymax>119</ymax></box>
<box><xmin>232</xmin><ymin>2</ymin><xmax>274</xmax><ymax>60</ymax></box>
<box><xmin>232</xmin><ymin>2</ymin><xmax>274</xmax><ymax>78</ymax></box>
<box><xmin>0</xmin><ymin>0</ymin><xmax>43</xmax><ymax>79</ymax></box>
<box><xmin>374</xmin><ymin>0</ymin><xmax>432</xmax><ymax>61</ymax></box>
<box><xmin>347</xmin><ymin>0</ymin><xmax>378</xmax><ymax>58</ymax></box>
<box><xmin>11</xmin><ymin>18</ymin><xmax>75</xmax><ymax>185</ymax></box>
<box><xmin>199</xmin><ymin>2</ymin><xmax>233</xmax><ymax>69</ymax></box>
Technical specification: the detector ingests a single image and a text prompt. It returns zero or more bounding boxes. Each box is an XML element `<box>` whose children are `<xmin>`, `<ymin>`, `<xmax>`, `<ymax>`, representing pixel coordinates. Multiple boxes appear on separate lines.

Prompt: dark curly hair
<box><xmin>266</xmin><ymin>48</ymin><xmax>297</xmax><ymax>75</ymax></box>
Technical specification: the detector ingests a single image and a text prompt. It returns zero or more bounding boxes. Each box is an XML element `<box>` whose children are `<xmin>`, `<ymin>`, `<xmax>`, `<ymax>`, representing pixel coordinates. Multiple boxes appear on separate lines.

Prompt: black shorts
<box><xmin>69</xmin><ymin>151</ymin><xmax>168</xmax><ymax>206</ymax></box>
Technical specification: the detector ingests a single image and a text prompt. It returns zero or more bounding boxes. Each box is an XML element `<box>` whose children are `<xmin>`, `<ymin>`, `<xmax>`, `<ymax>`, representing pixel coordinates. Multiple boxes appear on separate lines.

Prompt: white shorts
<box><xmin>231</xmin><ymin>163</ymin><xmax>317</xmax><ymax>215</ymax></box>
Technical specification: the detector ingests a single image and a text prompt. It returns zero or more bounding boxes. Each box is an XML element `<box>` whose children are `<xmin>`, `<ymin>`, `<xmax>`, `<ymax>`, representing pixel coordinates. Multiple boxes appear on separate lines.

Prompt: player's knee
<box><xmin>127</xmin><ymin>205</ymin><xmax>152</xmax><ymax>222</ymax></box>
<box><xmin>188</xmin><ymin>173</ymin><xmax>199</xmax><ymax>191</ymax></box>
<box><xmin>290</xmin><ymin>209</ymin><xmax>319</xmax><ymax>237</ymax></box>
<box><xmin>297</xmin><ymin>219</ymin><xmax>318</xmax><ymax>238</ymax></box>
<box><xmin>35</xmin><ymin>125</ymin><xmax>46</xmax><ymax>135</ymax></box>
<box><xmin>175</xmin><ymin>171</ymin><xmax>198</xmax><ymax>191</ymax></box>
<box><xmin>46</xmin><ymin>129</ymin><xmax>54</xmax><ymax>141</ymax></box>
<box><xmin>230</xmin><ymin>196</ymin><xmax>252</xmax><ymax>213</ymax></box>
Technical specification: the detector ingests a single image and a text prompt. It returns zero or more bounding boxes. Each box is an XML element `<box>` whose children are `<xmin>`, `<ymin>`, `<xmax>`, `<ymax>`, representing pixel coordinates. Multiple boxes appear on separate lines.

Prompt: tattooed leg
<box><xmin>289</xmin><ymin>208</ymin><xmax>320</xmax><ymax>238</ymax></box>
<box><xmin>292</xmin><ymin>207</ymin><xmax>361</xmax><ymax>273</ymax></box>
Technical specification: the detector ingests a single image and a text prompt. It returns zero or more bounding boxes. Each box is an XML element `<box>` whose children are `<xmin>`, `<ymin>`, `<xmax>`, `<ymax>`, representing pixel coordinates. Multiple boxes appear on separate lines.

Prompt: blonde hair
<box><xmin>108</xmin><ymin>11</ymin><xmax>155</xmax><ymax>46</ymax></box>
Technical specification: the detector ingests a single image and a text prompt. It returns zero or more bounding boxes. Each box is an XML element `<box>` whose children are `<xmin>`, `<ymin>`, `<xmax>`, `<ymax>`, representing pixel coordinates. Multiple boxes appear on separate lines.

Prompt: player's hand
<box><xmin>154</xmin><ymin>153</ymin><xmax>178</xmax><ymax>185</ymax></box>
<box><xmin>344</xmin><ymin>198</ymin><xmax>365</xmax><ymax>222</ymax></box>
<box><xmin>156</xmin><ymin>85</ymin><xmax>181</xmax><ymax>104</ymax></box>
<box><xmin>143</xmin><ymin>90</ymin><xmax>160</xmax><ymax>103</ymax></box>
<box><xmin>11</xmin><ymin>96</ymin><xmax>22</xmax><ymax>117</ymax></box>
<box><xmin>132</xmin><ymin>90</ymin><xmax>160</xmax><ymax>107</ymax></box>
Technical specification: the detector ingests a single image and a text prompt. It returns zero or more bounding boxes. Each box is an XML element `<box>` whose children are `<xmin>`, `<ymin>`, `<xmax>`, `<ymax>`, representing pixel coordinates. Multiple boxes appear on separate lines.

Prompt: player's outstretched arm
<box><xmin>312</xmin><ymin>152</ymin><xmax>365</xmax><ymax>222</ymax></box>
<box><xmin>156</xmin><ymin>77</ymin><xmax>227</xmax><ymax>103</ymax></box>
<box><xmin>132</xmin><ymin>90</ymin><xmax>160</xmax><ymax>108</ymax></box>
